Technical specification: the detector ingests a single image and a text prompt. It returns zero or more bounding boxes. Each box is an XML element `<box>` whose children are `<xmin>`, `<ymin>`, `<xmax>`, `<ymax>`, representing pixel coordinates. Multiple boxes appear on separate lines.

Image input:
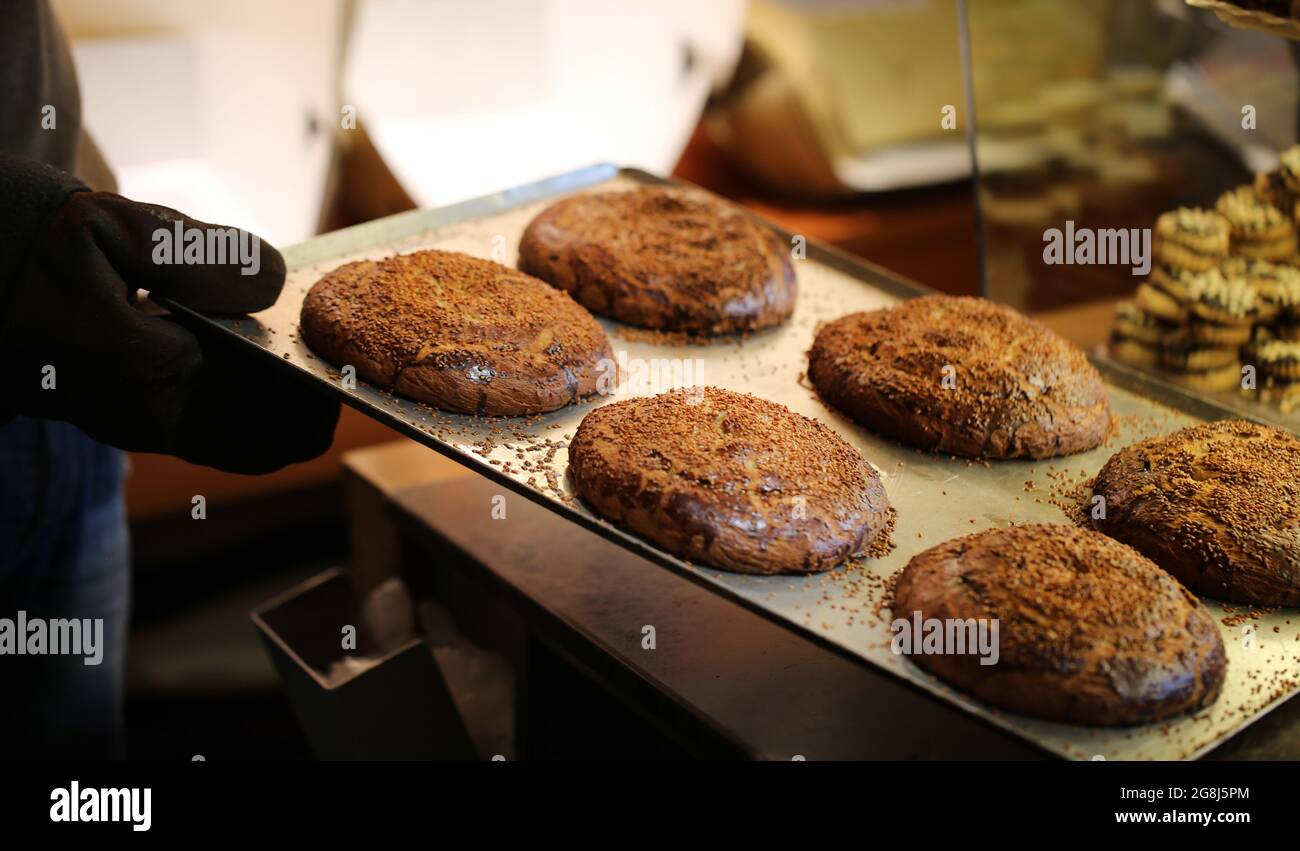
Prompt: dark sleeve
<box><xmin>0</xmin><ymin>0</ymin><xmax>82</xmax><ymax>172</ymax></box>
<box><xmin>0</xmin><ymin>0</ymin><xmax>87</xmax><ymax>330</ymax></box>
<box><xmin>0</xmin><ymin>154</ymin><xmax>87</xmax><ymax>423</ymax></box>
<box><xmin>0</xmin><ymin>153</ymin><xmax>87</xmax><ymax>316</ymax></box>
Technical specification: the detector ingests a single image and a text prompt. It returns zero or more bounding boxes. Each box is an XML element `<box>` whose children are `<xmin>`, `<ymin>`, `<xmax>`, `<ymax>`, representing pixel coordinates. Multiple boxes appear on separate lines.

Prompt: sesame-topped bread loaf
<box><xmin>1092</xmin><ymin>419</ymin><xmax>1300</xmax><ymax>606</ymax></box>
<box><xmin>893</xmin><ymin>523</ymin><xmax>1226</xmax><ymax>726</ymax></box>
<box><xmin>808</xmin><ymin>295</ymin><xmax>1112</xmax><ymax>459</ymax></box>
<box><xmin>519</xmin><ymin>187</ymin><xmax>796</xmax><ymax>335</ymax></box>
<box><xmin>300</xmin><ymin>249</ymin><xmax>613</xmax><ymax>416</ymax></box>
<box><xmin>568</xmin><ymin>387</ymin><xmax>890</xmax><ymax>574</ymax></box>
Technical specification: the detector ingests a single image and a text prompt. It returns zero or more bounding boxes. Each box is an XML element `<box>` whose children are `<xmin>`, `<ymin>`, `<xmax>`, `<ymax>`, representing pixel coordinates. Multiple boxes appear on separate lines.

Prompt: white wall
<box><xmin>56</xmin><ymin>0</ymin><xmax>745</xmax><ymax>240</ymax></box>
<box><xmin>57</xmin><ymin>0</ymin><xmax>346</xmax><ymax>244</ymax></box>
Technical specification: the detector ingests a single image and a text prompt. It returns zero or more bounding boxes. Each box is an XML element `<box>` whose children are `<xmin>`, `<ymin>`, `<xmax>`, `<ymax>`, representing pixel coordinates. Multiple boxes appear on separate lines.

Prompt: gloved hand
<box><xmin>0</xmin><ymin>154</ymin><xmax>339</xmax><ymax>474</ymax></box>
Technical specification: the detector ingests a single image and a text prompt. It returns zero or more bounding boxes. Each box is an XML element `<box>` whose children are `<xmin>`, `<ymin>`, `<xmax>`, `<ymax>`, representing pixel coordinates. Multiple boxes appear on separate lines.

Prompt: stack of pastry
<box><xmin>1241</xmin><ymin>261</ymin><xmax>1300</xmax><ymax>409</ymax></box>
<box><xmin>1244</xmin><ymin>148</ymin><xmax>1300</xmax><ymax>407</ymax></box>
<box><xmin>1111</xmin><ymin>147</ymin><xmax>1300</xmax><ymax>401</ymax></box>
<box><xmin>1216</xmin><ymin>184</ymin><xmax>1298</xmax><ymax>260</ymax></box>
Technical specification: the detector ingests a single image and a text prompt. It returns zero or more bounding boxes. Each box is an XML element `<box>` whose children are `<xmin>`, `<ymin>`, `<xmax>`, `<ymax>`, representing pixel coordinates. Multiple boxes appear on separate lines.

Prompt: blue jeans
<box><xmin>0</xmin><ymin>416</ymin><xmax>129</xmax><ymax>760</ymax></box>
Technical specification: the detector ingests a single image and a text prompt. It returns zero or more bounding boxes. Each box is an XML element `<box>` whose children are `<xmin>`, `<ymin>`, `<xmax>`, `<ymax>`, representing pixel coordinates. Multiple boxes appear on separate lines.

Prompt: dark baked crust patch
<box><xmin>808</xmin><ymin>295</ymin><xmax>1112</xmax><ymax>459</ymax></box>
<box><xmin>518</xmin><ymin>187</ymin><xmax>796</xmax><ymax>334</ymax></box>
<box><xmin>892</xmin><ymin>524</ymin><xmax>1226</xmax><ymax>726</ymax></box>
<box><xmin>1093</xmin><ymin>419</ymin><xmax>1300</xmax><ymax>606</ymax></box>
<box><xmin>568</xmin><ymin>387</ymin><xmax>889</xmax><ymax>574</ymax></box>
<box><xmin>300</xmin><ymin>250</ymin><xmax>613</xmax><ymax>416</ymax></box>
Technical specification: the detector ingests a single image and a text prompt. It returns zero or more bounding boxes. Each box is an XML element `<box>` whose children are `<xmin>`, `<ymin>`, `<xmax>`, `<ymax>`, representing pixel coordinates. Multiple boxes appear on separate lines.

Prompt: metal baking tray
<box><xmin>166</xmin><ymin>164</ymin><xmax>1300</xmax><ymax>760</ymax></box>
<box><xmin>1094</xmin><ymin>351</ymin><xmax>1300</xmax><ymax>436</ymax></box>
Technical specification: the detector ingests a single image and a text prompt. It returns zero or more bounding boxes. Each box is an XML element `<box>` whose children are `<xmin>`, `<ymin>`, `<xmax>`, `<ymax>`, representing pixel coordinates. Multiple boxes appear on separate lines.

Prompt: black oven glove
<box><xmin>0</xmin><ymin>153</ymin><xmax>339</xmax><ymax>474</ymax></box>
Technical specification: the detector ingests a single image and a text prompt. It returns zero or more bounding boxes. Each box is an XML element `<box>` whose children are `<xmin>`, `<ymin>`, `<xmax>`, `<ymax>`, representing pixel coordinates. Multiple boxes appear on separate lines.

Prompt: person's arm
<box><xmin>0</xmin><ymin>152</ymin><xmax>339</xmax><ymax>473</ymax></box>
<box><xmin>0</xmin><ymin>154</ymin><xmax>85</xmax><ymax>319</ymax></box>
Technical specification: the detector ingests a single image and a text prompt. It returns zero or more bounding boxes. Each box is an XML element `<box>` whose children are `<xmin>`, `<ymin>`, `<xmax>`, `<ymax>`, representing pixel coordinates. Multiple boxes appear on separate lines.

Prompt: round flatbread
<box><xmin>518</xmin><ymin>187</ymin><xmax>796</xmax><ymax>334</ymax></box>
<box><xmin>568</xmin><ymin>387</ymin><xmax>889</xmax><ymax>574</ymax></box>
<box><xmin>892</xmin><ymin>524</ymin><xmax>1225</xmax><ymax>726</ymax></box>
<box><xmin>808</xmin><ymin>295</ymin><xmax>1112</xmax><ymax>459</ymax></box>
<box><xmin>300</xmin><ymin>249</ymin><xmax>613</xmax><ymax>416</ymax></box>
<box><xmin>1093</xmin><ymin>419</ymin><xmax>1300</xmax><ymax>606</ymax></box>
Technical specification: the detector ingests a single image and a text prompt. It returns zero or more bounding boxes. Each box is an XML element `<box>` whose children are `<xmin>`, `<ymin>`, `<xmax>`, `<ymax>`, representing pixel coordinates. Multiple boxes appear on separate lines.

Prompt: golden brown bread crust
<box><xmin>567</xmin><ymin>387</ymin><xmax>890</xmax><ymax>574</ymax></box>
<box><xmin>1093</xmin><ymin>419</ymin><xmax>1300</xmax><ymax>606</ymax></box>
<box><xmin>518</xmin><ymin>187</ymin><xmax>796</xmax><ymax>334</ymax></box>
<box><xmin>300</xmin><ymin>250</ymin><xmax>614</xmax><ymax>416</ymax></box>
<box><xmin>892</xmin><ymin>524</ymin><xmax>1226</xmax><ymax>726</ymax></box>
<box><xmin>808</xmin><ymin>295</ymin><xmax>1112</xmax><ymax>459</ymax></box>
